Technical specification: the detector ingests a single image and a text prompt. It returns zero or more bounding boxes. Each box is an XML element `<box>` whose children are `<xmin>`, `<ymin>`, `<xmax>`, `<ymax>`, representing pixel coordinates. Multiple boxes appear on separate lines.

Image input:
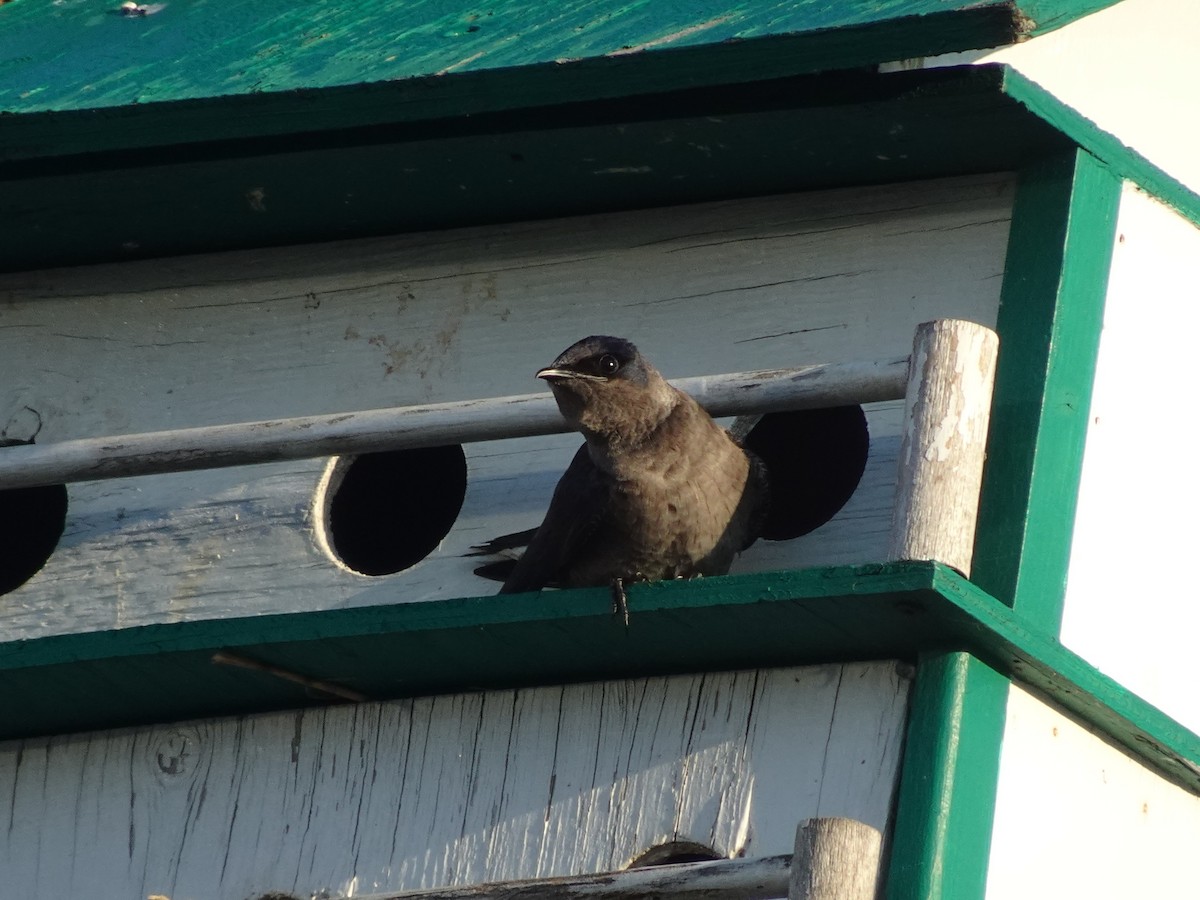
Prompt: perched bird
<box><xmin>480</xmin><ymin>335</ymin><xmax>769</xmax><ymax>614</ymax></box>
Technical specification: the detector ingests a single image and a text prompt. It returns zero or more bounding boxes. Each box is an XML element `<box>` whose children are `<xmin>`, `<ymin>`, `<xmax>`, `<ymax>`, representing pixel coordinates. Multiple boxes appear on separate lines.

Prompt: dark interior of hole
<box><xmin>743</xmin><ymin>405</ymin><xmax>870</xmax><ymax>541</ymax></box>
<box><xmin>627</xmin><ymin>840</ymin><xmax>725</xmax><ymax>868</ymax></box>
<box><xmin>0</xmin><ymin>483</ymin><xmax>68</xmax><ymax>596</ymax></box>
<box><xmin>327</xmin><ymin>445</ymin><xmax>468</xmax><ymax>576</ymax></box>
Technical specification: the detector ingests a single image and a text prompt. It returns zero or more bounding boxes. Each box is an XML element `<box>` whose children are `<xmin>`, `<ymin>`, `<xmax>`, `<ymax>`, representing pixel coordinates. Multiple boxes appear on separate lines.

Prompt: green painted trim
<box><xmin>0</xmin><ymin>12</ymin><xmax>1021</xmax><ymax>163</ymax></box>
<box><xmin>0</xmin><ymin>0</ymin><xmax>1115</xmax><ymax>144</ymax></box>
<box><xmin>2</xmin><ymin>562</ymin><xmax>1197</xmax><ymax>799</ymax></box>
<box><xmin>1019</xmin><ymin>0</ymin><xmax>1124</xmax><ymax>35</ymax></box>
<box><xmin>928</xmin><ymin>563</ymin><xmax>1200</xmax><ymax>796</ymax></box>
<box><xmin>886</xmin><ymin>652</ymin><xmax>1008</xmax><ymax>900</ymax></box>
<box><xmin>0</xmin><ymin>66</ymin><xmax>1071</xmax><ymax>273</ymax></box>
<box><xmin>1002</xmin><ymin>67</ymin><xmax>1200</xmax><ymax>227</ymax></box>
<box><xmin>13</xmin><ymin>62</ymin><xmax>1200</xmax><ymax>275</ymax></box>
<box><xmin>973</xmin><ymin>148</ymin><xmax>1119</xmax><ymax>628</ymax></box>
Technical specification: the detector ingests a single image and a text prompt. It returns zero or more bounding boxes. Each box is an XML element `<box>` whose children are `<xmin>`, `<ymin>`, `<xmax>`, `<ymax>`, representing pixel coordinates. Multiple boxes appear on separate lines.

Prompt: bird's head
<box><xmin>537</xmin><ymin>336</ymin><xmax>675</xmax><ymax>444</ymax></box>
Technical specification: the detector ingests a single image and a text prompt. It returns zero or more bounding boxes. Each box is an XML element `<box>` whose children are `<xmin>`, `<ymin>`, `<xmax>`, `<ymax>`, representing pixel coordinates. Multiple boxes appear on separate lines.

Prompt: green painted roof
<box><xmin>1</xmin><ymin>0</ymin><xmax>1119</xmax><ymax>157</ymax></box>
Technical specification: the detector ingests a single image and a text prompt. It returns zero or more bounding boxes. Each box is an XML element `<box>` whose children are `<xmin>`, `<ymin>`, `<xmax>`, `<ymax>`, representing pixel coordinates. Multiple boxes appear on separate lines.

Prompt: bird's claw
<box><xmin>610</xmin><ymin>577</ymin><xmax>630</xmax><ymax>627</ymax></box>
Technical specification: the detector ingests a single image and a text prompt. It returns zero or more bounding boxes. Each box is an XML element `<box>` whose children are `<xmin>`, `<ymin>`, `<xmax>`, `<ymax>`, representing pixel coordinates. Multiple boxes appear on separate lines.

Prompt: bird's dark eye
<box><xmin>598</xmin><ymin>354</ymin><xmax>620</xmax><ymax>375</ymax></box>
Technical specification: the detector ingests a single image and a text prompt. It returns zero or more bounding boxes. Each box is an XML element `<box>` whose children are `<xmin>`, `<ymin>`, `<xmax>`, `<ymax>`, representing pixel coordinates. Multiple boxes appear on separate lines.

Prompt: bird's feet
<box><xmin>610</xmin><ymin>577</ymin><xmax>630</xmax><ymax>627</ymax></box>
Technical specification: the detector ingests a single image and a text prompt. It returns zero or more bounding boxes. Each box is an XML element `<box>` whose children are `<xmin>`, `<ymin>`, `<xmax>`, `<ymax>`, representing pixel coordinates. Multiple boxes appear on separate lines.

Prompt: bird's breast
<box><xmin>600</xmin><ymin>429</ymin><xmax>752</xmax><ymax>577</ymax></box>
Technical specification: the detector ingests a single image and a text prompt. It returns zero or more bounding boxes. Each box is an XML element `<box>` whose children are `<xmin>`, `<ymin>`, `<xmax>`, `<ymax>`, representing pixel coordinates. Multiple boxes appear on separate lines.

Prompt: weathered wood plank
<box><xmin>0</xmin><ymin>174</ymin><xmax>1012</xmax><ymax>638</ymax></box>
<box><xmin>356</xmin><ymin>854</ymin><xmax>790</xmax><ymax>899</ymax></box>
<box><xmin>0</xmin><ymin>661</ymin><xmax>911</xmax><ymax>900</ymax></box>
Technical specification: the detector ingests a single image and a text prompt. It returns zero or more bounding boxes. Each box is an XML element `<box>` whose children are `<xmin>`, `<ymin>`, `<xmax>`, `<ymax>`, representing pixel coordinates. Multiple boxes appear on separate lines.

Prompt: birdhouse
<box><xmin>2</xmin><ymin>1</ymin><xmax>1198</xmax><ymax>898</ymax></box>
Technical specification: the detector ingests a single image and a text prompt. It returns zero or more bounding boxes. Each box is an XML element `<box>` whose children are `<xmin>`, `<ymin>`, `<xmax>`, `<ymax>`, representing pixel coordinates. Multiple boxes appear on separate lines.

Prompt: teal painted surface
<box><xmin>886</xmin><ymin>652</ymin><xmax>1008</xmax><ymax>900</ymax></box>
<box><xmin>0</xmin><ymin>65</ymin><xmax>1070</xmax><ymax>271</ymax></box>
<box><xmin>6</xmin><ymin>61</ymin><xmax>1197</xmax><ymax>278</ymax></box>
<box><xmin>973</xmin><ymin>149</ymin><xmax>1119</xmax><ymax>628</ymax></box>
<box><xmin>1002</xmin><ymin>67</ymin><xmax>1200</xmax><ymax>227</ymax></box>
<box><xmin>1</xmin><ymin>561</ymin><xmax>1197</xmax><ymax>800</ymax></box>
<box><xmin>0</xmin><ymin>0</ymin><xmax>1008</xmax><ymax>114</ymax></box>
<box><xmin>2</xmin><ymin>1</ymin><xmax>1026</xmax><ymax>162</ymax></box>
<box><xmin>1020</xmin><ymin>0</ymin><xmax>1123</xmax><ymax>33</ymax></box>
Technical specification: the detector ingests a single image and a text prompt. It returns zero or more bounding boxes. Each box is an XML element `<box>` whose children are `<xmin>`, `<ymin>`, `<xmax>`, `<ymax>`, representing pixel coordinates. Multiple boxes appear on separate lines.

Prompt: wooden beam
<box><xmin>344</xmin><ymin>817</ymin><xmax>882</xmax><ymax>899</ymax></box>
<box><xmin>350</xmin><ymin>853</ymin><xmax>790</xmax><ymax>899</ymax></box>
<box><xmin>0</xmin><ymin>357</ymin><xmax>907</xmax><ymax>489</ymax></box>
<box><xmin>2</xmin><ymin>561</ymin><xmax>1198</xmax><ymax>798</ymax></box>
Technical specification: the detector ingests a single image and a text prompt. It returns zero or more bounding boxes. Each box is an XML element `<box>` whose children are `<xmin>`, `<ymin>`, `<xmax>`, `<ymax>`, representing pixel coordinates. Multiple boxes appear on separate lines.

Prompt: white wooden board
<box><xmin>987</xmin><ymin>683</ymin><xmax>1200</xmax><ymax>899</ymax></box>
<box><xmin>0</xmin><ymin>173</ymin><xmax>1012</xmax><ymax>638</ymax></box>
<box><xmin>1061</xmin><ymin>184</ymin><xmax>1200</xmax><ymax>736</ymax></box>
<box><xmin>0</xmin><ymin>660</ymin><xmax>911</xmax><ymax>900</ymax></box>
<box><xmin>976</xmin><ymin>0</ymin><xmax>1200</xmax><ymax>194</ymax></box>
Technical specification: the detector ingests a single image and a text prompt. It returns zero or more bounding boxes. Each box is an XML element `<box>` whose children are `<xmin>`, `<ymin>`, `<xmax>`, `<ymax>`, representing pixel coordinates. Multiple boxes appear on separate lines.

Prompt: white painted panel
<box><xmin>0</xmin><ymin>173</ymin><xmax>1011</xmax><ymax>637</ymax></box>
<box><xmin>919</xmin><ymin>0</ymin><xmax>1200</xmax><ymax>195</ymax></box>
<box><xmin>0</xmin><ymin>660</ymin><xmax>910</xmax><ymax>900</ymax></box>
<box><xmin>987</xmin><ymin>684</ymin><xmax>1200</xmax><ymax>899</ymax></box>
<box><xmin>1060</xmin><ymin>185</ymin><xmax>1200</xmax><ymax>735</ymax></box>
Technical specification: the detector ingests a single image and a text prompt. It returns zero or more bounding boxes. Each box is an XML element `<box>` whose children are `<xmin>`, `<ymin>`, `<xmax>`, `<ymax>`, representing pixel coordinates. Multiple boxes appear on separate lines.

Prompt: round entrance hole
<box><xmin>0</xmin><ymin>449</ymin><xmax>68</xmax><ymax>595</ymax></box>
<box><xmin>316</xmin><ymin>445</ymin><xmax>468</xmax><ymax>576</ymax></box>
<box><xmin>742</xmin><ymin>405</ymin><xmax>870</xmax><ymax>541</ymax></box>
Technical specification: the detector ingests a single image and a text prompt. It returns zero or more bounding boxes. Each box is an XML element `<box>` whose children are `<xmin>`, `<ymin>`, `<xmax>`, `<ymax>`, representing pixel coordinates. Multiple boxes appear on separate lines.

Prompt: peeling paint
<box><xmin>607</xmin><ymin>15</ymin><xmax>736</xmax><ymax>56</ymax></box>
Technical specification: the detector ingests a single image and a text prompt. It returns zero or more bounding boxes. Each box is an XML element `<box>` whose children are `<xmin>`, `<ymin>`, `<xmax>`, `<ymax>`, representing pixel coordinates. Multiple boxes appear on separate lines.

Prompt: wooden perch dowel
<box><xmin>788</xmin><ymin>817</ymin><xmax>883</xmax><ymax>900</ymax></box>
<box><xmin>345</xmin><ymin>817</ymin><xmax>882</xmax><ymax>900</ymax></box>
<box><xmin>352</xmin><ymin>853</ymin><xmax>791</xmax><ymax>899</ymax></box>
<box><xmin>888</xmin><ymin>318</ymin><xmax>1000</xmax><ymax>576</ymax></box>
<box><xmin>0</xmin><ymin>357</ymin><xmax>907</xmax><ymax>490</ymax></box>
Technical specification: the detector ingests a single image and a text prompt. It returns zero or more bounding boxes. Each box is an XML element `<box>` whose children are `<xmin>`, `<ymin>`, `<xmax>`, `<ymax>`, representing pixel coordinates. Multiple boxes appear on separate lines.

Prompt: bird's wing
<box><xmin>741</xmin><ymin>446</ymin><xmax>772</xmax><ymax>551</ymax></box>
<box><xmin>499</xmin><ymin>444</ymin><xmax>610</xmax><ymax>594</ymax></box>
<box><xmin>470</xmin><ymin>528</ymin><xmax>539</xmax><ymax>583</ymax></box>
<box><xmin>468</xmin><ymin>528</ymin><xmax>540</xmax><ymax>558</ymax></box>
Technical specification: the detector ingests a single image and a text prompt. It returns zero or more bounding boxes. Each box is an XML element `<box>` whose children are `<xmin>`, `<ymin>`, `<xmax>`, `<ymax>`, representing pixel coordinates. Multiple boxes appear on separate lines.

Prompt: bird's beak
<box><xmin>537</xmin><ymin>367</ymin><xmax>607</xmax><ymax>382</ymax></box>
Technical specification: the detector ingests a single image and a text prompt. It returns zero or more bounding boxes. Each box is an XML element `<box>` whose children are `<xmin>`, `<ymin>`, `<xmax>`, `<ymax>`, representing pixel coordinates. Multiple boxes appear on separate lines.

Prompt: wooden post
<box><xmin>888</xmin><ymin>318</ymin><xmax>1000</xmax><ymax>577</ymax></box>
<box><xmin>788</xmin><ymin>817</ymin><xmax>883</xmax><ymax>900</ymax></box>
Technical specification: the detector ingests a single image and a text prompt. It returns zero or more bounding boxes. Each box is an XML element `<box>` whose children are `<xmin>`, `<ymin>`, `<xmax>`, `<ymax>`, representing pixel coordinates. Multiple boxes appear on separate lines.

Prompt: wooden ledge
<box><xmin>1</xmin><ymin>561</ymin><xmax>1197</xmax><ymax>797</ymax></box>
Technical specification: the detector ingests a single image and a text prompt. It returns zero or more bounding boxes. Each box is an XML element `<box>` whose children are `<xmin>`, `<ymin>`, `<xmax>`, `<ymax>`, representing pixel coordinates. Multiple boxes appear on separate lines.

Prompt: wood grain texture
<box><xmin>789</xmin><ymin>817</ymin><xmax>882</xmax><ymax>900</ymax></box>
<box><xmin>0</xmin><ymin>0</ymin><xmax>1030</xmax><ymax>121</ymax></box>
<box><xmin>0</xmin><ymin>174</ymin><xmax>1012</xmax><ymax>639</ymax></box>
<box><xmin>355</xmin><ymin>853</ymin><xmax>791</xmax><ymax>899</ymax></box>
<box><xmin>0</xmin><ymin>661</ymin><xmax>911</xmax><ymax>900</ymax></box>
<box><xmin>889</xmin><ymin>319</ymin><xmax>999</xmax><ymax>576</ymax></box>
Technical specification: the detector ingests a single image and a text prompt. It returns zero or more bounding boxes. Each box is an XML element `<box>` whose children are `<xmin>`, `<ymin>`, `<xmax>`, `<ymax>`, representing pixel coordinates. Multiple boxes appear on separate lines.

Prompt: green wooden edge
<box><xmin>928</xmin><ymin>563</ymin><xmax>1200</xmax><ymax>795</ymax></box>
<box><xmin>973</xmin><ymin>148</ymin><xmax>1119</xmax><ymax>627</ymax></box>
<box><xmin>0</xmin><ymin>65</ymin><xmax>1071</xmax><ymax>273</ymax></box>
<box><xmin>1020</xmin><ymin>0</ymin><xmax>1124</xmax><ymax>35</ymax></box>
<box><xmin>0</xmin><ymin>7</ymin><xmax>1022</xmax><ymax>162</ymax></box>
<box><xmin>1002</xmin><ymin>67</ymin><xmax>1200</xmax><ymax>227</ymax></box>
<box><xmin>0</xmin><ymin>0</ymin><xmax>1122</xmax><ymax>161</ymax></box>
<box><xmin>886</xmin><ymin>652</ymin><xmax>1008</xmax><ymax>900</ymax></box>
<box><xmin>2</xmin><ymin>562</ymin><xmax>1197</xmax><ymax>798</ymax></box>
